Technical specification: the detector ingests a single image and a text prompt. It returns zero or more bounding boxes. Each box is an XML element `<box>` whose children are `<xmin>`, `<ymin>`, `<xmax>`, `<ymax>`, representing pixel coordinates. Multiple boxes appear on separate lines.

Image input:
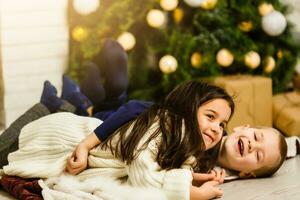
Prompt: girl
<box><xmin>1</xmin><ymin>80</ymin><xmax>234</xmax><ymax>200</ymax></box>
<box><xmin>67</xmin><ymin>80</ymin><xmax>235</xmax><ymax>199</ymax></box>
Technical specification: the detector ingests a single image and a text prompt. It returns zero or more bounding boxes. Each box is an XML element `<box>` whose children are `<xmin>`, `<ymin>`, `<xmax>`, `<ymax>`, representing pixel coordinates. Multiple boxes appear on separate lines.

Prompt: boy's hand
<box><xmin>192</xmin><ymin>169</ymin><xmax>225</xmax><ymax>186</ymax></box>
<box><xmin>65</xmin><ymin>143</ymin><xmax>89</xmax><ymax>175</ymax></box>
<box><xmin>210</xmin><ymin>168</ymin><xmax>225</xmax><ymax>184</ymax></box>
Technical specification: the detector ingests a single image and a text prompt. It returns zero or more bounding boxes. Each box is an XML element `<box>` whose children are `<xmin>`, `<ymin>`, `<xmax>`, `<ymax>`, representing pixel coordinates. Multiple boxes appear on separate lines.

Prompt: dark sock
<box><xmin>40</xmin><ymin>81</ymin><xmax>62</xmax><ymax>113</ymax></box>
<box><xmin>68</xmin><ymin>91</ymin><xmax>92</xmax><ymax>116</ymax></box>
<box><xmin>95</xmin><ymin>38</ymin><xmax>128</xmax><ymax>100</ymax></box>
<box><xmin>61</xmin><ymin>75</ymin><xmax>93</xmax><ymax>116</ymax></box>
<box><xmin>61</xmin><ymin>75</ymin><xmax>80</xmax><ymax>100</ymax></box>
<box><xmin>80</xmin><ymin>62</ymin><xmax>106</xmax><ymax>107</ymax></box>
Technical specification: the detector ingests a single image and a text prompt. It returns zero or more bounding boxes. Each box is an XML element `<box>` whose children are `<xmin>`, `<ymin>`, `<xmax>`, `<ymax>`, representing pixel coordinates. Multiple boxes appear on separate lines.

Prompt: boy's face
<box><xmin>218</xmin><ymin>125</ymin><xmax>281</xmax><ymax>177</ymax></box>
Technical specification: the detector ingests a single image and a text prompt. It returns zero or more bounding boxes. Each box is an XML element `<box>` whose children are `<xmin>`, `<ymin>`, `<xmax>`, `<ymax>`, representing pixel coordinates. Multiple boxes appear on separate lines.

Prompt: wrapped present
<box><xmin>273</xmin><ymin>92</ymin><xmax>300</xmax><ymax>136</ymax></box>
<box><xmin>213</xmin><ymin>75</ymin><xmax>272</xmax><ymax>132</ymax></box>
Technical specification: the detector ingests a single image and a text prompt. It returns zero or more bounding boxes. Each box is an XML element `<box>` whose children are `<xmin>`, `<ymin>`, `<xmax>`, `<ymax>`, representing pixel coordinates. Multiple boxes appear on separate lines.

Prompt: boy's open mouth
<box><xmin>238</xmin><ymin>138</ymin><xmax>244</xmax><ymax>156</ymax></box>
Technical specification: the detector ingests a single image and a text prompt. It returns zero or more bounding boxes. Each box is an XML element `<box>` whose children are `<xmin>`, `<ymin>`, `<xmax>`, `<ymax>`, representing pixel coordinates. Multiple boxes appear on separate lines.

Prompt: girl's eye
<box><xmin>256</xmin><ymin>151</ymin><xmax>260</xmax><ymax>161</ymax></box>
<box><xmin>220</xmin><ymin>123</ymin><xmax>225</xmax><ymax>129</ymax></box>
<box><xmin>207</xmin><ymin>114</ymin><xmax>215</xmax><ymax>120</ymax></box>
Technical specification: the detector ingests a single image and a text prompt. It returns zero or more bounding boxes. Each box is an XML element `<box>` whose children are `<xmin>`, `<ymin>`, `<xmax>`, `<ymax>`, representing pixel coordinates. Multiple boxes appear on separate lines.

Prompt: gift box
<box><xmin>273</xmin><ymin>92</ymin><xmax>300</xmax><ymax>136</ymax></box>
<box><xmin>212</xmin><ymin>75</ymin><xmax>273</xmax><ymax>132</ymax></box>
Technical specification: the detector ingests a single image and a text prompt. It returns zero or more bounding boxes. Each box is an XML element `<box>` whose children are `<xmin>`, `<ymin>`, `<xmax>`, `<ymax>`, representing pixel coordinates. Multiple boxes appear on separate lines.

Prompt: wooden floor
<box><xmin>0</xmin><ymin>156</ymin><xmax>299</xmax><ymax>199</ymax></box>
<box><xmin>220</xmin><ymin>156</ymin><xmax>300</xmax><ymax>199</ymax></box>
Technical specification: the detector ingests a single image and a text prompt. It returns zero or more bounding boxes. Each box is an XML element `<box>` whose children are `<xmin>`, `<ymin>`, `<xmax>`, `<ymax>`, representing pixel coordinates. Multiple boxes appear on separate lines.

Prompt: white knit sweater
<box><xmin>3</xmin><ymin>112</ymin><xmax>194</xmax><ymax>200</ymax></box>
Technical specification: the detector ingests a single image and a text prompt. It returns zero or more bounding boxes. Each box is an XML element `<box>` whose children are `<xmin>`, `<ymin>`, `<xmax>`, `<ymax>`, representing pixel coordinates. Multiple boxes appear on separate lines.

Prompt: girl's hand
<box><xmin>192</xmin><ymin>169</ymin><xmax>225</xmax><ymax>186</ymax></box>
<box><xmin>192</xmin><ymin>172</ymin><xmax>216</xmax><ymax>186</ymax></box>
<box><xmin>65</xmin><ymin>143</ymin><xmax>89</xmax><ymax>175</ymax></box>
<box><xmin>65</xmin><ymin>132</ymin><xmax>101</xmax><ymax>175</ymax></box>
<box><xmin>198</xmin><ymin>181</ymin><xmax>223</xmax><ymax>199</ymax></box>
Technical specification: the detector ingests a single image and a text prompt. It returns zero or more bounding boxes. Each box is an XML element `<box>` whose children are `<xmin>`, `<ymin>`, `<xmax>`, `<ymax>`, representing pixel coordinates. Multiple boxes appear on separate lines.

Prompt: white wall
<box><xmin>0</xmin><ymin>0</ymin><xmax>69</xmax><ymax>127</ymax></box>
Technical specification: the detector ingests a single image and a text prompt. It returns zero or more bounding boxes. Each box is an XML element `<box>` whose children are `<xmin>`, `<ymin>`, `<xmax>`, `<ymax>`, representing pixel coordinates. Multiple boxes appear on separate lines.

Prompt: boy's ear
<box><xmin>238</xmin><ymin>171</ymin><xmax>256</xmax><ymax>178</ymax></box>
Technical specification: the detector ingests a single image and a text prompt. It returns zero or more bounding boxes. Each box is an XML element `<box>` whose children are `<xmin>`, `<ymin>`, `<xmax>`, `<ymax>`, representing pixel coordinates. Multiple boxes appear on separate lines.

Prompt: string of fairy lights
<box><xmin>71</xmin><ymin>0</ymin><xmax>287</xmax><ymax>75</ymax></box>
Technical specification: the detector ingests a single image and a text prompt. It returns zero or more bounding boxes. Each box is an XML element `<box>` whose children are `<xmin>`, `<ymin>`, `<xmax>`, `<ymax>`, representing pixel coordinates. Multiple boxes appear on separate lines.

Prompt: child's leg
<box><xmin>96</xmin><ymin>39</ymin><xmax>128</xmax><ymax>100</ymax></box>
<box><xmin>0</xmin><ymin>81</ymin><xmax>78</xmax><ymax>168</ymax></box>
<box><xmin>80</xmin><ymin>62</ymin><xmax>106</xmax><ymax>109</ymax></box>
<box><xmin>0</xmin><ymin>103</ymin><xmax>50</xmax><ymax>168</ymax></box>
<box><xmin>80</xmin><ymin>39</ymin><xmax>128</xmax><ymax>112</ymax></box>
<box><xmin>0</xmin><ymin>80</ymin><xmax>60</xmax><ymax>157</ymax></box>
<box><xmin>56</xmin><ymin>100</ymin><xmax>76</xmax><ymax>113</ymax></box>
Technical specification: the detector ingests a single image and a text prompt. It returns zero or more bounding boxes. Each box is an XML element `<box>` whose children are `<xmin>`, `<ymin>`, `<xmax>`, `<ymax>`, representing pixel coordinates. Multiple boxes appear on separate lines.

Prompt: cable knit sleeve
<box><xmin>126</xmin><ymin>136</ymin><xmax>193</xmax><ymax>200</ymax></box>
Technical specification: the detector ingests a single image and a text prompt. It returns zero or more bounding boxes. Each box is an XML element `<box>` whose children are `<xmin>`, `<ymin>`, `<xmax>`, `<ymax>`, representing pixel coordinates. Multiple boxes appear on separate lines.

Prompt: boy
<box><xmin>217</xmin><ymin>125</ymin><xmax>287</xmax><ymax>179</ymax></box>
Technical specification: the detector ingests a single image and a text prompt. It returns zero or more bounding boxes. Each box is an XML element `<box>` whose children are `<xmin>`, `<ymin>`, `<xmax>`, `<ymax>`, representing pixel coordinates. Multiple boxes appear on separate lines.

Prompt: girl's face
<box><xmin>197</xmin><ymin>98</ymin><xmax>231</xmax><ymax>150</ymax></box>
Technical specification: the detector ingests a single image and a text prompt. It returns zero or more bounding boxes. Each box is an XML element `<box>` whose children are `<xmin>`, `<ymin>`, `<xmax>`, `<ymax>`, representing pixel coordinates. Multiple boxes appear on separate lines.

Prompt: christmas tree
<box><xmin>68</xmin><ymin>0</ymin><xmax>300</xmax><ymax>101</ymax></box>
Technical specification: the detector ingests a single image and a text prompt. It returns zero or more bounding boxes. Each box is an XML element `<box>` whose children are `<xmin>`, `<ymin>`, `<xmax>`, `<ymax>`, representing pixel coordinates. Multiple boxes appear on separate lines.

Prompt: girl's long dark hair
<box><xmin>101</xmin><ymin>81</ymin><xmax>234</xmax><ymax>173</ymax></box>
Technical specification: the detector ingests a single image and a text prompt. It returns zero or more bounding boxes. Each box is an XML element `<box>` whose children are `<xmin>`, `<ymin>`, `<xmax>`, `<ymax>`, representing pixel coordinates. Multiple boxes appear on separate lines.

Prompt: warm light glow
<box><xmin>159</xmin><ymin>55</ymin><xmax>178</xmax><ymax>74</ymax></box>
<box><xmin>147</xmin><ymin>9</ymin><xmax>166</xmax><ymax>28</ymax></box>
<box><xmin>72</xmin><ymin>26</ymin><xmax>89</xmax><ymax>42</ymax></box>
<box><xmin>245</xmin><ymin>51</ymin><xmax>261</xmax><ymax>69</ymax></box>
<box><xmin>173</xmin><ymin>8</ymin><xmax>184</xmax><ymax>23</ymax></box>
<box><xmin>73</xmin><ymin>0</ymin><xmax>100</xmax><ymax>15</ymax></box>
<box><xmin>117</xmin><ymin>32</ymin><xmax>136</xmax><ymax>51</ymax></box>
<box><xmin>264</xmin><ymin>56</ymin><xmax>276</xmax><ymax>73</ymax></box>
<box><xmin>160</xmin><ymin>0</ymin><xmax>178</xmax><ymax>11</ymax></box>
<box><xmin>200</xmin><ymin>0</ymin><xmax>218</xmax><ymax>10</ymax></box>
<box><xmin>239</xmin><ymin>21</ymin><xmax>253</xmax><ymax>32</ymax></box>
<box><xmin>258</xmin><ymin>3</ymin><xmax>274</xmax><ymax>16</ymax></box>
<box><xmin>277</xmin><ymin>50</ymin><xmax>283</xmax><ymax>58</ymax></box>
<box><xmin>216</xmin><ymin>48</ymin><xmax>234</xmax><ymax>67</ymax></box>
<box><xmin>184</xmin><ymin>0</ymin><xmax>204</xmax><ymax>7</ymax></box>
<box><xmin>191</xmin><ymin>52</ymin><xmax>202</xmax><ymax>68</ymax></box>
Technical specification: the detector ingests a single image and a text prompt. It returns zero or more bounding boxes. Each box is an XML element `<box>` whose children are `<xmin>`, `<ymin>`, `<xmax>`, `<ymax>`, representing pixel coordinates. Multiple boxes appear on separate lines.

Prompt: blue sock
<box><xmin>61</xmin><ymin>75</ymin><xmax>93</xmax><ymax>116</ymax></box>
<box><xmin>61</xmin><ymin>75</ymin><xmax>80</xmax><ymax>100</ymax></box>
<box><xmin>68</xmin><ymin>91</ymin><xmax>93</xmax><ymax>116</ymax></box>
<box><xmin>40</xmin><ymin>81</ymin><xmax>62</xmax><ymax>113</ymax></box>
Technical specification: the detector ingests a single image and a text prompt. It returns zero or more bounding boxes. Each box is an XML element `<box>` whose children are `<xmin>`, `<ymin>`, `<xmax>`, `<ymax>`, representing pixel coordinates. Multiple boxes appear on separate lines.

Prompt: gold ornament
<box><xmin>159</xmin><ymin>55</ymin><xmax>178</xmax><ymax>74</ymax></box>
<box><xmin>200</xmin><ymin>0</ymin><xmax>218</xmax><ymax>10</ymax></box>
<box><xmin>173</xmin><ymin>8</ymin><xmax>184</xmax><ymax>23</ymax></box>
<box><xmin>258</xmin><ymin>3</ymin><xmax>274</xmax><ymax>16</ymax></box>
<box><xmin>160</xmin><ymin>0</ymin><xmax>178</xmax><ymax>11</ymax></box>
<box><xmin>147</xmin><ymin>9</ymin><xmax>166</xmax><ymax>28</ymax></box>
<box><xmin>239</xmin><ymin>21</ymin><xmax>253</xmax><ymax>32</ymax></box>
<box><xmin>73</xmin><ymin>0</ymin><xmax>100</xmax><ymax>15</ymax></box>
<box><xmin>244</xmin><ymin>51</ymin><xmax>261</xmax><ymax>69</ymax></box>
<box><xmin>117</xmin><ymin>32</ymin><xmax>136</xmax><ymax>51</ymax></box>
<box><xmin>216</xmin><ymin>48</ymin><xmax>234</xmax><ymax>67</ymax></box>
<box><xmin>72</xmin><ymin>26</ymin><xmax>89</xmax><ymax>42</ymax></box>
<box><xmin>277</xmin><ymin>50</ymin><xmax>283</xmax><ymax>58</ymax></box>
<box><xmin>191</xmin><ymin>52</ymin><xmax>202</xmax><ymax>68</ymax></box>
<box><xmin>263</xmin><ymin>56</ymin><xmax>276</xmax><ymax>73</ymax></box>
